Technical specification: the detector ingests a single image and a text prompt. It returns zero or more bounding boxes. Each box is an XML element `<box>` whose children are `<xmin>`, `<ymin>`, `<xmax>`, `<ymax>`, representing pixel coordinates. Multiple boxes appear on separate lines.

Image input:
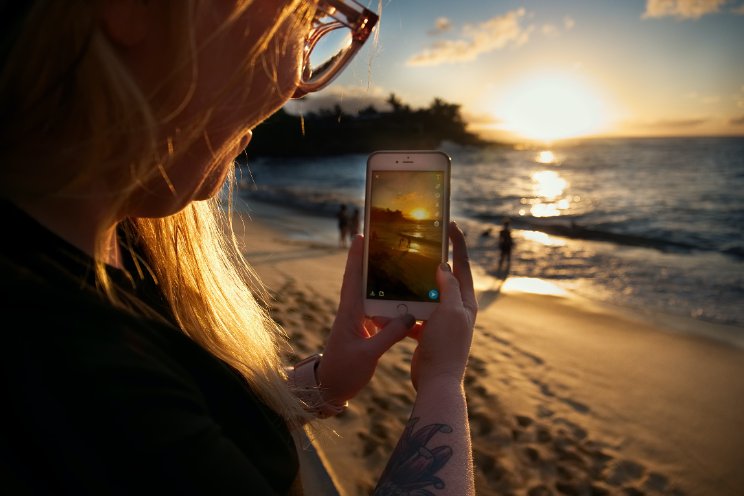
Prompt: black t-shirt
<box><xmin>0</xmin><ymin>202</ymin><xmax>300</xmax><ymax>494</ymax></box>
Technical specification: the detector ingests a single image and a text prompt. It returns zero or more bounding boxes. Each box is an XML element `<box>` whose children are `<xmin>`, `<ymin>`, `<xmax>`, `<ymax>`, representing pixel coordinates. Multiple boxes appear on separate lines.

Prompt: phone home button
<box><xmin>397</xmin><ymin>304</ymin><xmax>408</xmax><ymax>315</ymax></box>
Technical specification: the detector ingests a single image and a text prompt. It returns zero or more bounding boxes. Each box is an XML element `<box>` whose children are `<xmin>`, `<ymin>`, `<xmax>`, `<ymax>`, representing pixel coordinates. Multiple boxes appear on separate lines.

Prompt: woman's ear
<box><xmin>99</xmin><ymin>0</ymin><xmax>151</xmax><ymax>47</ymax></box>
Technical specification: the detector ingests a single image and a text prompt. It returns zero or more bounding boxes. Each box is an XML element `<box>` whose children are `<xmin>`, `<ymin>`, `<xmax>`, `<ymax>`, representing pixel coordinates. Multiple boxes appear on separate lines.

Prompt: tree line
<box><xmin>241</xmin><ymin>94</ymin><xmax>497</xmax><ymax>158</ymax></box>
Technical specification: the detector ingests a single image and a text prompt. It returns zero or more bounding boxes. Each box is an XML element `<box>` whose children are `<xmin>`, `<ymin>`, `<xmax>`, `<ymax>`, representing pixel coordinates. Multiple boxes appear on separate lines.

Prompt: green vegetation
<box><xmin>243</xmin><ymin>94</ymin><xmax>497</xmax><ymax>157</ymax></box>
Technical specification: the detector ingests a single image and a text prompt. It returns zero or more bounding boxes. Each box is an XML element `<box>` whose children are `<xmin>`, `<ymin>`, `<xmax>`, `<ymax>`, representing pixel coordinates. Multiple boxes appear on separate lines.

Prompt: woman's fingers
<box><xmin>336</xmin><ymin>235</ymin><xmax>365</xmax><ymax>321</ymax></box>
<box><xmin>436</xmin><ymin>261</ymin><xmax>462</xmax><ymax>310</ymax></box>
<box><xmin>449</xmin><ymin>221</ymin><xmax>478</xmax><ymax>321</ymax></box>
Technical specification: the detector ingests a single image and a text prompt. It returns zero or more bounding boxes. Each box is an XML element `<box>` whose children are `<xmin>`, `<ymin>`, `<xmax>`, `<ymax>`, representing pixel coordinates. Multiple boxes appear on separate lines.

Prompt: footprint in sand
<box><xmin>370</xmin><ymin>395</ymin><xmax>390</xmax><ymax>410</ymax></box>
<box><xmin>369</xmin><ymin>421</ymin><xmax>390</xmax><ymax>442</ymax></box>
<box><xmin>553</xmin><ymin>417</ymin><xmax>588</xmax><ymax>440</ymax></box>
<box><xmin>523</xmin><ymin>446</ymin><xmax>542</xmax><ymax>463</ymax></box>
<box><xmin>529</xmin><ymin>378</ymin><xmax>557</xmax><ymax>398</ymax></box>
<box><xmin>527</xmin><ymin>485</ymin><xmax>552</xmax><ymax>496</ymax></box>
<box><xmin>469</xmin><ymin>356</ymin><xmax>488</xmax><ymax>374</ymax></box>
<box><xmin>604</xmin><ymin>459</ymin><xmax>646</xmax><ymax>487</ymax></box>
<box><xmin>468</xmin><ymin>411</ymin><xmax>495</xmax><ymax>436</ymax></box>
<box><xmin>560</xmin><ymin>397</ymin><xmax>591</xmax><ymax>414</ymax></box>
<box><xmin>356</xmin><ymin>432</ymin><xmax>380</xmax><ymax>457</ymax></box>
<box><xmin>473</xmin><ymin>449</ymin><xmax>508</xmax><ymax>483</ymax></box>
<box><xmin>537</xmin><ymin>405</ymin><xmax>555</xmax><ymax>418</ymax></box>
<box><xmin>515</xmin><ymin>414</ymin><xmax>534</xmax><ymax>428</ymax></box>
<box><xmin>301</xmin><ymin>312</ymin><xmax>316</xmax><ymax>322</ymax></box>
<box><xmin>643</xmin><ymin>472</ymin><xmax>670</xmax><ymax>492</ymax></box>
<box><xmin>536</xmin><ymin>426</ymin><xmax>552</xmax><ymax>443</ymax></box>
<box><xmin>529</xmin><ymin>378</ymin><xmax>592</xmax><ymax>415</ymax></box>
<box><xmin>511</xmin><ymin>344</ymin><xmax>546</xmax><ymax>366</ymax></box>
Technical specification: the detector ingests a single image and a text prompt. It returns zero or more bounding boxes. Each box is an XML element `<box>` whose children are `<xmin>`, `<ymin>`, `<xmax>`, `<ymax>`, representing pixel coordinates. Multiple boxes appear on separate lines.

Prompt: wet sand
<box><xmin>234</xmin><ymin>200</ymin><xmax>744</xmax><ymax>496</ymax></box>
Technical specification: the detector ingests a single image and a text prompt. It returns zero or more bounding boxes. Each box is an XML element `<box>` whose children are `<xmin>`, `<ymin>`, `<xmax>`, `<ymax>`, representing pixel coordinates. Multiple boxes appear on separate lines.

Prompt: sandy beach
<box><xmin>233</xmin><ymin>199</ymin><xmax>744</xmax><ymax>496</ymax></box>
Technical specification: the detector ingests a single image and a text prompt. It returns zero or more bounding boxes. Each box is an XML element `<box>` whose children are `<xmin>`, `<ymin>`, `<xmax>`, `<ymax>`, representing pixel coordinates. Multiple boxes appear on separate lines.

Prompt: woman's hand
<box><xmin>410</xmin><ymin>222</ymin><xmax>477</xmax><ymax>391</ymax></box>
<box><xmin>316</xmin><ymin>235</ymin><xmax>416</xmax><ymax>405</ymax></box>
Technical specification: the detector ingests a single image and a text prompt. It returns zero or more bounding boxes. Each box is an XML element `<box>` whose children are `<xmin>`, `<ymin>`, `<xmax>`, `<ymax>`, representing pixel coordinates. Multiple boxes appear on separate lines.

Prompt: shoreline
<box><xmin>233</xmin><ymin>198</ymin><xmax>744</xmax><ymax>496</ymax></box>
<box><xmin>234</xmin><ymin>196</ymin><xmax>744</xmax><ymax>351</ymax></box>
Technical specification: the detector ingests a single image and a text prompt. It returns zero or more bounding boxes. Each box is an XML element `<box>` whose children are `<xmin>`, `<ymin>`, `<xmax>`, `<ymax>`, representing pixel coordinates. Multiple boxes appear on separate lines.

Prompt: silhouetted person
<box><xmin>398</xmin><ymin>235</ymin><xmax>411</xmax><ymax>250</ymax></box>
<box><xmin>497</xmin><ymin>220</ymin><xmax>514</xmax><ymax>274</ymax></box>
<box><xmin>350</xmin><ymin>208</ymin><xmax>361</xmax><ymax>240</ymax></box>
<box><xmin>337</xmin><ymin>204</ymin><xmax>349</xmax><ymax>248</ymax></box>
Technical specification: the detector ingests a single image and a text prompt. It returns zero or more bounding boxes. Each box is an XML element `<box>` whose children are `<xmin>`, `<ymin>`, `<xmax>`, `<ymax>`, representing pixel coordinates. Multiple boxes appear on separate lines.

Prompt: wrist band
<box><xmin>288</xmin><ymin>353</ymin><xmax>348</xmax><ymax>419</ymax></box>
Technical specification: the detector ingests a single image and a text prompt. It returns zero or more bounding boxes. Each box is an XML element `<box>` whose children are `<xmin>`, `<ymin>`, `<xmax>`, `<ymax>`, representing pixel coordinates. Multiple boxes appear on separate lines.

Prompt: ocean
<box><xmin>234</xmin><ymin>137</ymin><xmax>744</xmax><ymax>344</ymax></box>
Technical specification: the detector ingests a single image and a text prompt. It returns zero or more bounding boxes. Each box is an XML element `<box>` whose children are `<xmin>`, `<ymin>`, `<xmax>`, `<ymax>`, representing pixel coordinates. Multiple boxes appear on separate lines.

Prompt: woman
<box><xmin>350</xmin><ymin>207</ymin><xmax>361</xmax><ymax>238</ymax></box>
<box><xmin>336</xmin><ymin>203</ymin><xmax>349</xmax><ymax>248</ymax></box>
<box><xmin>0</xmin><ymin>1</ymin><xmax>477</xmax><ymax>494</ymax></box>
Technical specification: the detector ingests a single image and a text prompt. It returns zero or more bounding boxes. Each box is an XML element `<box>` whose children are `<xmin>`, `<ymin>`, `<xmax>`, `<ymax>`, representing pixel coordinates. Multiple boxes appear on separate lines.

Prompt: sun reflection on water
<box><xmin>519</xmin><ymin>170</ymin><xmax>571</xmax><ymax>218</ymax></box>
<box><xmin>532</xmin><ymin>170</ymin><xmax>566</xmax><ymax>199</ymax></box>
<box><xmin>529</xmin><ymin>203</ymin><xmax>560</xmax><ymax>217</ymax></box>
<box><xmin>536</xmin><ymin>150</ymin><xmax>556</xmax><ymax>164</ymax></box>
<box><xmin>501</xmin><ymin>277</ymin><xmax>568</xmax><ymax>296</ymax></box>
<box><xmin>521</xmin><ymin>230</ymin><xmax>566</xmax><ymax>247</ymax></box>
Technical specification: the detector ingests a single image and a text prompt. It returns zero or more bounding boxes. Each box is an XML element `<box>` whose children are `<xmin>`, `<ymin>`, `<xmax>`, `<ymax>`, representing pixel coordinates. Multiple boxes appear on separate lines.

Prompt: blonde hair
<box><xmin>1</xmin><ymin>1</ymin><xmax>316</xmax><ymax>426</ymax></box>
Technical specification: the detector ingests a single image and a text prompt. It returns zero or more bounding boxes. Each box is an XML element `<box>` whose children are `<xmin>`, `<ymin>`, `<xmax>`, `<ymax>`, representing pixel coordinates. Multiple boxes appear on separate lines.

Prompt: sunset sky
<box><xmin>290</xmin><ymin>0</ymin><xmax>744</xmax><ymax>142</ymax></box>
<box><xmin>371</xmin><ymin>171</ymin><xmax>442</xmax><ymax>220</ymax></box>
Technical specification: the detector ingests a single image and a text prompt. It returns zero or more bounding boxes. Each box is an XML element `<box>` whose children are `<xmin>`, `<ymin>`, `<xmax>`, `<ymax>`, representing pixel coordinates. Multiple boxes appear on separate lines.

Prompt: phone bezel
<box><xmin>362</xmin><ymin>150</ymin><xmax>451</xmax><ymax>320</ymax></box>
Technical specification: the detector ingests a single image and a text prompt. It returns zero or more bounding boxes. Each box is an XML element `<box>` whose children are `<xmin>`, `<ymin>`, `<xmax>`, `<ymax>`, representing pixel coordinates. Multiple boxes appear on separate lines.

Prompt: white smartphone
<box><xmin>362</xmin><ymin>150</ymin><xmax>451</xmax><ymax>320</ymax></box>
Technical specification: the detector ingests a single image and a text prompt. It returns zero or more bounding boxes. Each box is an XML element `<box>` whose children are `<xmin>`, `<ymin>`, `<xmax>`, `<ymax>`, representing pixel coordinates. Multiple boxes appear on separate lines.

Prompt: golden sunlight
<box><xmin>520</xmin><ymin>170</ymin><xmax>570</xmax><ymax>218</ymax></box>
<box><xmin>495</xmin><ymin>72</ymin><xmax>609</xmax><ymax>141</ymax></box>
<box><xmin>409</xmin><ymin>208</ymin><xmax>430</xmax><ymax>220</ymax></box>
<box><xmin>501</xmin><ymin>277</ymin><xmax>568</xmax><ymax>296</ymax></box>
<box><xmin>521</xmin><ymin>230</ymin><xmax>566</xmax><ymax>247</ymax></box>
<box><xmin>536</xmin><ymin>150</ymin><xmax>556</xmax><ymax>164</ymax></box>
<box><xmin>532</xmin><ymin>170</ymin><xmax>566</xmax><ymax>199</ymax></box>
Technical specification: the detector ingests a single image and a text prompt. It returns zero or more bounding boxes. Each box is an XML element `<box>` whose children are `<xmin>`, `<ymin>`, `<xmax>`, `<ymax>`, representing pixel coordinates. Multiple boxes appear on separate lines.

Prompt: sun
<box><xmin>409</xmin><ymin>208</ymin><xmax>430</xmax><ymax>220</ymax></box>
<box><xmin>494</xmin><ymin>72</ymin><xmax>610</xmax><ymax>141</ymax></box>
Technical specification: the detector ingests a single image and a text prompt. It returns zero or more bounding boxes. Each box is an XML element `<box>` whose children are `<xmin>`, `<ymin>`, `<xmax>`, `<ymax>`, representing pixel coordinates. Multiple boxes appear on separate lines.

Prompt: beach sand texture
<box><xmin>235</xmin><ymin>205</ymin><xmax>744</xmax><ymax>496</ymax></box>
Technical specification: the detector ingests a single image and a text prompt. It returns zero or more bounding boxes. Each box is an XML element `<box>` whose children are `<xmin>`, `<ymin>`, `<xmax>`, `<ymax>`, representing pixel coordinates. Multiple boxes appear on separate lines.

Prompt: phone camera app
<box><xmin>366</xmin><ymin>170</ymin><xmax>445</xmax><ymax>303</ymax></box>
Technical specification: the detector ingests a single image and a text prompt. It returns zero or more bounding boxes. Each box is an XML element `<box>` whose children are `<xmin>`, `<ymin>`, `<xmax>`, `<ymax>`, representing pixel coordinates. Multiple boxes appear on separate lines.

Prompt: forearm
<box><xmin>374</xmin><ymin>378</ymin><xmax>475</xmax><ymax>496</ymax></box>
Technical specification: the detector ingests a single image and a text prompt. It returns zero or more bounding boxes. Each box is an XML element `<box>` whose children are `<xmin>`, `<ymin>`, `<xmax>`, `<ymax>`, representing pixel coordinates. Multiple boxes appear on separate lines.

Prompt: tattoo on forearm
<box><xmin>373</xmin><ymin>417</ymin><xmax>453</xmax><ymax>496</ymax></box>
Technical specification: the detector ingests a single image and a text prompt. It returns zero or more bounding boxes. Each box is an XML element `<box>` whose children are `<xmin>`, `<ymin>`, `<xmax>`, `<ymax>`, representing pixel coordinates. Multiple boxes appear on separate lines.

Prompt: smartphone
<box><xmin>362</xmin><ymin>150</ymin><xmax>451</xmax><ymax>320</ymax></box>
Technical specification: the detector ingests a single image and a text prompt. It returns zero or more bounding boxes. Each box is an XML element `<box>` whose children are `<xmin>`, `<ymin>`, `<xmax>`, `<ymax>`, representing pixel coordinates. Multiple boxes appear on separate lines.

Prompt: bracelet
<box><xmin>288</xmin><ymin>353</ymin><xmax>348</xmax><ymax>419</ymax></box>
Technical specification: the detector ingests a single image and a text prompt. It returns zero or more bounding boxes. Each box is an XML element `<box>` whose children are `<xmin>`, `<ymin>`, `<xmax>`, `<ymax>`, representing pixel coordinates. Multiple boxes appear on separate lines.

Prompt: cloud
<box><xmin>428</xmin><ymin>17</ymin><xmax>452</xmax><ymax>35</ymax></box>
<box><xmin>407</xmin><ymin>9</ymin><xmax>531</xmax><ymax>67</ymax></box>
<box><xmin>542</xmin><ymin>16</ymin><xmax>575</xmax><ymax>37</ymax></box>
<box><xmin>542</xmin><ymin>24</ymin><xmax>559</xmax><ymax>36</ymax></box>
<box><xmin>732</xmin><ymin>3</ymin><xmax>744</xmax><ymax>13</ymax></box>
<box><xmin>642</xmin><ymin>0</ymin><xmax>728</xmax><ymax>19</ymax></box>
<box><xmin>734</xmin><ymin>84</ymin><xmax>744</xmax><ymax>107</ymax></box>
<box><xmin>686</xmin><ymin>91</ymin><xmax>721</xmax><ymax>104</ymax></box>
<box><xmin>730</xmin><ymin>115</ymin><xmax>744</xmax><ymax>125</ymax></box>
<box><xmin>540</xmin><ymin>16</ymin><xmax>576</xmax><ymax>36</ymax></box>
<box><xmin>644</xmin><ymin>117</ymin><xmax>710</xmax><ymax>128</ymax></box>
<box><xmin>284</xmin><ymin>86</ymin><xmax>393</xmax><ymax>115</ymax></box>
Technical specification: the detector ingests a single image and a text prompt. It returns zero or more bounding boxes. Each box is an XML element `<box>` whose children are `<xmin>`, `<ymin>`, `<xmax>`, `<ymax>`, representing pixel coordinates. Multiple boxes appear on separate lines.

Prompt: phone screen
<box><xmin>366</xmin><ymin>170</ymin><xmax>446</xmax><ymax>303</ymax></box>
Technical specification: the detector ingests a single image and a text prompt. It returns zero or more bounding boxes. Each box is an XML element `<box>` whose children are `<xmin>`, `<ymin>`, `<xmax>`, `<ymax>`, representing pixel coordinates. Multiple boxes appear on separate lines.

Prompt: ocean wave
<box><xmin>238</xmin><ymin>185</ymin><xmax>362</xmax><ymax>218</ymax></box>
<box><xmin>471</xmin><ymin>213</ymin><xmax>726</xmax><ymax>256</ymax></box>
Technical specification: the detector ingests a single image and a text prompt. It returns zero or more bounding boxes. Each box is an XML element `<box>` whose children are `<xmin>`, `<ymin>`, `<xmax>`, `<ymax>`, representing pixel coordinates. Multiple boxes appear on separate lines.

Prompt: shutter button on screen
<box><xmin>397</xmin><ymin>304</ymin><xmax>408</xmax><ymax>315</ymax></box>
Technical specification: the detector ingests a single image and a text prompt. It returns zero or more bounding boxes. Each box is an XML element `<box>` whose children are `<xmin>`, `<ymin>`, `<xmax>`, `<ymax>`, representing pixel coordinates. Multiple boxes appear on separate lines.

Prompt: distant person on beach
<box><xmin>350</xmin><ymin>207</ymin><xmax>361</xmax><ymax>239</ymax></box>
<box><xmin>498</xmin><ymin>220</ymin><xmax>514</xmax><ymax>273</ymax></box>
<box><xmin>0</xmin><ymin>2</ymin><xmax>476</xmax><ymax>495</ymax></box>
<box><xmin>337</xmin><ymin>203</ymin><xmax>349</xmax><ymax>248</ymax></box>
